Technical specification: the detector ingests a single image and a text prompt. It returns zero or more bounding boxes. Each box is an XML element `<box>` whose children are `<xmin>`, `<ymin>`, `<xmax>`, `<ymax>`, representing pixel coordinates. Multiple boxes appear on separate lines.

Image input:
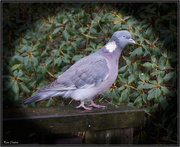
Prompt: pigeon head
<box><xmin>104</xmin><ymin>30</ymin><xmax>135</xmax><ymax>53</ymax></box>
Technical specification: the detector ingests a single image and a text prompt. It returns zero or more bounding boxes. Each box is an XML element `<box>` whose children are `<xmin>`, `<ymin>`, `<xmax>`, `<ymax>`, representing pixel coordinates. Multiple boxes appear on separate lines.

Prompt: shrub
<box><xmin>3</xmin><ymin>3</ymin><xmax>177</xmax><ymax>144</ymax></box>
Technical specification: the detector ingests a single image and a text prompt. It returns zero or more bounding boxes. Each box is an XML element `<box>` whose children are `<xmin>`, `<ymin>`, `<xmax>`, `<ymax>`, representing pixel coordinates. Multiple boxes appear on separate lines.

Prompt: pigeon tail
<box><xmin>22</xmin><ymin>91</ymin><xmax>66</xmax><ymax>105</ymax></box>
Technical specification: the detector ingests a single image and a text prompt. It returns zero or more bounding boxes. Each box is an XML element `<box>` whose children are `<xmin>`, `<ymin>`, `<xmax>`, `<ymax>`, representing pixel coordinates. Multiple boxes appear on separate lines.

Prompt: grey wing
<box><xmin>72</xmin><ymin>58</ymin><xmax>109</xmax><ymax>89</ymax></box>
<box><xmin>37</xmin><ymin>55</ymin><xmax>109</xmax><ymax>92</ymax></box>
<box><xmin>37</xmin><ymin>72</ymin><xmax>77</xmax><ymax>92</ymax></box>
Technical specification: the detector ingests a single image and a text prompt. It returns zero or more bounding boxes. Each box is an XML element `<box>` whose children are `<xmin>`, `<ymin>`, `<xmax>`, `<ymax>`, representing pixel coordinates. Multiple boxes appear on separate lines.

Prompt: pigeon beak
<box><xmin>129</xmin><ymin>39</ymin><xmax>136</xmax><ymax>44</ymax></box>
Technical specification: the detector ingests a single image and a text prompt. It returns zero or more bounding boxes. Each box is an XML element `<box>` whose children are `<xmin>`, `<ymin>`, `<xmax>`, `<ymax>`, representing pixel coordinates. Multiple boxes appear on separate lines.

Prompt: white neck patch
<box><xmin>105</xmin><ymin>41</ymin><xmax>117</xmax><ymax>52</ymax></box>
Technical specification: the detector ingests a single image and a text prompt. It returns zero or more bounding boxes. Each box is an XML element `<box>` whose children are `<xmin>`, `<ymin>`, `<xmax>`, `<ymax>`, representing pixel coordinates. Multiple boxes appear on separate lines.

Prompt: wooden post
<box><xmin>3</xmin><ymin>104</ymin><xmax>144</xmax><ymax>144</ymax></box>
<box><xmin>85</xmin><ymin>128</ymin><xmax>133</xmax><ymax>144</ymax></box>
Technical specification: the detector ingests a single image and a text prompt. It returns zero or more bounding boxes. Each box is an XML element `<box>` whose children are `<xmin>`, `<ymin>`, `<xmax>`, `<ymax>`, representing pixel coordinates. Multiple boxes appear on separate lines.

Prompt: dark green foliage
<box><xmin>3</xmin><ymin>3</ymin><xmax>177</xmax><ymax>144</ymax></box>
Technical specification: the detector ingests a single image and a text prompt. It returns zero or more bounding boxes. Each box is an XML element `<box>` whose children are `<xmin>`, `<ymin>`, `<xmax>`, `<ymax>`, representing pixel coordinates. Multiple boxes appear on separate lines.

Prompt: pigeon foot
<box><xmin>88</xmin><ymin>100</ymin><xmax>107</xmax><ymax>108</ymax></box>
<box><xmin>76</xmin><ymin>102</ymin><xmax>92</xmax><ymax>110</ymax></box>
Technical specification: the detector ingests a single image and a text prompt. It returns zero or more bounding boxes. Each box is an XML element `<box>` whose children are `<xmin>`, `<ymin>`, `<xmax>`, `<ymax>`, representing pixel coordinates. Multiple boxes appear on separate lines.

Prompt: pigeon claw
<box><xmin>76</xmin><ymin>103</ymin><xmax>92</xmax><ymax>110</ymax></box>
<box><xmin>88</xmin><ymin>104</ymin><xmax>106</xmax><ymax>108</ymax></box>
<box><xmin>88</xmin><ymin>100</ymin><xmax>107</xmax><ymax>109</ymax></box>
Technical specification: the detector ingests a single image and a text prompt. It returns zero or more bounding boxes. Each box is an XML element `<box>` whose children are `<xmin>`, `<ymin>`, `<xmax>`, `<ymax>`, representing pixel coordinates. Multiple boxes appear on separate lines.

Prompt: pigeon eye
<box><xmin>123</xmin><ymin>35</ymin><xmax>126</xmax><ymax>38</ymax></box>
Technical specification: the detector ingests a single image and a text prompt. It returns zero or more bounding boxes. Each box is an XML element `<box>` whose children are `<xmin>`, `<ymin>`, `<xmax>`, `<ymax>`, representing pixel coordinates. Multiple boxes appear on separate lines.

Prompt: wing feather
<box><xmin>37</xmin><ymin>53</ymin><xmax>109</xmax><ymax>92</ymax></box>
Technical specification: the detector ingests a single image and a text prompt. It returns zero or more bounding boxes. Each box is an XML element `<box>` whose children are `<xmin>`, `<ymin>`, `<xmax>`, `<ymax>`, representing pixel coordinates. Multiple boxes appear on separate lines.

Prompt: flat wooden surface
<box><xmin>3</xmin><ymin>104</ymin><xmax>144</xmax><ymax>135</ymax></box>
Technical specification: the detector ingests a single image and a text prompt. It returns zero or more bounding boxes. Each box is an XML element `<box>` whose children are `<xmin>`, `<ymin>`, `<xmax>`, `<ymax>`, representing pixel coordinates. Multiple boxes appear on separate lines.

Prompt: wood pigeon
<box><xmin>22</xmin><ymin>30</ymin><xmax>135</xmax><ymax>110</ymax></box>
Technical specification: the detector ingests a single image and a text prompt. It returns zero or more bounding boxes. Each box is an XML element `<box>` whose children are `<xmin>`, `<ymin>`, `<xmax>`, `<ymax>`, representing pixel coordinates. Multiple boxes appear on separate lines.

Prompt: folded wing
<box><xmin>37</xmin><ymin>54</ymin><xmax>109</xmax><ymax>93</ymax></box>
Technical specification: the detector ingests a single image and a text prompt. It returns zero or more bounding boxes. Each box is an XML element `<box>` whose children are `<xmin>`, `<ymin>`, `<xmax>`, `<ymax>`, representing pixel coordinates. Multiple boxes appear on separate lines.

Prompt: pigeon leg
<box><xmin>76</xmin><ymin>101</ymin><xmax>92</xmax><ymax>110</ymax></box>
<box><xmin>88</xmin><ymin>100</ymin><xmax>107</xmax><ymax>108</ymax></box>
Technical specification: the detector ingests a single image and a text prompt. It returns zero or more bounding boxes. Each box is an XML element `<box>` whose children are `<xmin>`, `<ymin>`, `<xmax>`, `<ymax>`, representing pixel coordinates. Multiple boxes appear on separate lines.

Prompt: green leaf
<box><xmin>139</xmin><ymin>73</ymin><xmax>145</xmax><ymax>81</ymax></box>
<box><xmin>154</xmin><ymin>47</ymin><xmax>161</xmax><ymax>56</ymax></box>
<box><xmin>134</xmin><ymin>95</ymin><xmax>142</xmax><ymax>108</ymax></box>
<box><xmin>151</xmin><ymin>55</ymin><xmax>156</xmax><ymax>63</ymax></box>
<box><xmin>63</xmin><ymin>18</ymin><xmax>68</xmax><ymax>24</ymax></box>
<box><xmin>149</xmin><ymin>80</ymin><xmax>158</xmax><ymax>85</ymax></box>
<box><xmin>90</xmin><ymin>41</ymin><xmax>96</xmax><ymax>49</ymax></box>
<box><xmin>19</xmin><ymin>77</ymin><xmax>31</xmax><ymax>83</ymax></box>
<box><xmin>12</xmin><ymin>82</ymin><xmax>19</xmax><ymax>94</ymax></box>
<box><xmin>4</xmin><ymin>78</ymin><xmax>14</xmax><ymax>90</ymax></box>
<box><xmin>163</xmin><ymin>72</ymin><xmax>174</xmax><ymax>82</ymax></box>
<box><xmin>25</xmin><ymin>33</ymin><xmax>32</xmax><ymax>40</ymax></box>
<box><xmin>153</xmin><ymin>38</ymin><xmax>159</xmax><ymax>44</ymax></box>
<box><xmin>160</xmin><ymin>98</ymin><xmax>168</xmax><ymax>110</ymax></box>
<box><xmin>22</xmin><ymin>38</ymin><xmax>28</xmax><ymax>44</ymax></box>
<box><xmin>111</xmin><ymin>90</ymin><xmax>119</xmax><ymax>100</ymax></box>
<box><xmin>167</xmin><ymin>118</ymin><xmax>176</xmax><ymax>136</ymax></box>
<box><xmin>158</xmin><ymin>65</ymin><xmax>166</xmax><ymax>71</ymax></box>
<box><xmin>129</xmin><ymin>92</ymin><xmax>139</xmax><ymax>99</ymax></box>
<box><xmin>130</xmin><ymin>47</ymin><xmax>143</xmax><ymax>58</ymax></box>
<box><xmin>147</xmin><ymin>89</ymin><xmax>155</xmax><ymax>100</ymax></box>
<box><xmin>41</xmin><ymin>66</ymin><xmax>47</xmax><ymax>74</ymax></box>
<box><xmin>52</xmin><ymin>27</ymin><xmax>61</xmax><ymax>35</ymax></box>
<box><xmin>143</xmin><ymin>108</ymin><xmax>150</xmax><ymax>113</ymax></box>
<box><xmin>13</xmin><ymin>70</ymin><xmax>18</xmax><ymax>77</ymax></box>
<box><xmin>20</xmin><ymin>83</ymin><xmax>30</xmax><ymax>93</ymax></box>
<box><xmin>41</xmin><ymin>50</ymin><xmax>47</xmax><ymax>57</ymax></box>
<box><xmin>45</xmin><ymin>57</ymin><xmax>52</xmax><ymax>65</ymax></box>
<box><xmin>146</xmin><ymin>27</ymin><xmax>152</xmax><ymax>36</ymax></box>
<box><xmin>133</xmin><ymin>62</ymin><xmax>138</xmax><ymax>72</ymax></box>
<box><xmin>44</xmin><ymin>44</ymin><xmax>50</xmax><ymax>51</ymax></box>
<box><xmin>62</xmin><ymin>29</ymin><xmax>69</xmax><ymax>41</ymax></box>
<box><xmin>118</xmin><ymin>65</ymin><xmax>127</xmax><ymax>73</ymax></box>
<box><xmin>128</xmin><ymin>74</ymin><xmax>136</xmax><ymax>84</ymax></box>
<box><xmin>67</xmin><ymin>26</ymin><xmax>75</xmax><ymax>36</ymax></box>
<box><xmin>12</xmin><ymin>64</ymin><xmax>21</xmax><ymax>71</ymax></box>
<box><xmin>72</xmin><ymin>55</ymin><xmax>83</xmax><ymax>62</ymax></box>
<box><xmin>46</xmin><ymin>24</ymin><xmax>52</xmax><ymax>30</ymax></box>
<box><xmin>55</xmin><ymin>22</ymin><xmax>62</xmax><ymax>27</ymax></box>
<box><xmin>145</xmin><ymin>73</ymin><xmax>150</xmax><ymax>81</ymax></box>
<box><xmin>97</xmin><ymin>43</ymin><xmax>104</xmax><ymax>49</ymax></box>
<box><xmin>142</xmin><ymin>62</ymin><xmax>152</xmax><ymax>68</ymax></box>
<box><xmin>142</xmin><ymin>23</ymin><xmax>149</xmax><ymax>29</ymax></box>
<box><xmin>66</xmin><ymin>46</ymin><xmax>73</xmax><ymax>51</ymax></box>
<box><xmin>118</xmin><ymin>85</ymin><xmax>125</xmax><ymax>91</ymax></box>
<box><xmin>142</xmin><ymin>44</ymin><xmax>151</xmax><ymax>55</ymax></box>
<box><xmin>145</xmin><ymin>39</ymin><xmax>152</xmax><ymax>45</ymax></box>
<box><xmin>62</xmin><ymin>56</ymin><xmax>70</xmax><ymax>63</ymax></box>
<box><xmin>32</xmin><ymin>43</ymin><xmax>41</xmax><ymax>51</ymax></box>
<box><xmin>54</xmin><ymin>50</ymin><xmax>60</xmax><ymax>57</ymax></box>
<box><xmin>151</xmin><ymin>70</ymin><xmax>165</xmax><ymax>76</ymax></box>
<box><xmin>150</xmin><ymin>104</ymin><xmax>158</xmax><ymax>113</ymax></box>
<box><xmin>32</xmin><ymin>56</ymin><xmax>38</xmax><ymax>67</ymax></box>
<box><xmin>123</xmin><ymin>56</ymin><xmax>131</xmax><ymax>65</ymax></box>
<box><xmin>18</xmin><ymin>70</ymin><xmax>23</xmax><ymax>77</ymax></box>
<box><xmin>128</xmin><ymin>102</ymin><xmax>134</xmax><ymax>107</ymax></box>
<box><xmin>46</xmin><ymin>98</ymin><xmax>53</xmax><ymax>107</ymax></box>
<box><xmin>127</xmin><ymin>19</ymin><xmax>134</xmax><ymax>28</ymax></box>
<box><xmin>137</xmin><ymin>84</ymin><xmax>143</xmax><ymax>91</ymax></box>
<box><xmin>159</xmin><ymin>65</ymin><xmax>173</xmax><ymax>71</ymax></box>
<box><xmin>120</xmin><ymin>89</ymin><xmax>128</xmax><ymax>102</ymax></box>
<box><xmin>55</xmin><ymin>58</ymin><xmax>62</xmax><ymax>66</ymax></box>
<box><xmin>113</xmin><ymin>22</ymin><xmax>121</xmax><ymax>32</ymax></box>
<box><xmin>162</xmin><ymin>50</ymin><xmax>167</xmax><ymax>58</ymax></box>
<box><xmin>79</xmin><ymin>27</ymin><xmax>87</xmax><ymax>33</ymax></box>
<box><xmin>161</xmin><ymin>87</ymin><xmax>171</xmax><ymax>95</ymax></box>
<box><xmin>24</xmin><ymin>56</ymin><xmax>30</xmax><ymax>66</ymax></box>
<box><xmin>71</xmin><ymin>42</ymin><xmax>77</xmax><ymax>50</ymax></box>
<box><xmin>143</xmin><ymin>83</ymin><xmax>156</xmax><ymax>89</ymax></box>
<box><xmin>142</xmin><ymin>93</ymin><xmax>147</xmax><ymax>103</ymax></box>
<box><xmin>155</xmin><ymin>88</ymin><xmax>162</xmax><ymax>99</ymax></box>
<box><xmin>143</xmin><ymin>49</ymin><xmax>149</xmax><ymax>57</ymax></box>
<box><xmin>118</xmin><ymin>75</ymin><xmax>127</xmax><ymax>83</ymax></box>
<box><xmin>157</xmin><ymin>74</ymin><xmax>163</xmax><ymax>84</ymax></box>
